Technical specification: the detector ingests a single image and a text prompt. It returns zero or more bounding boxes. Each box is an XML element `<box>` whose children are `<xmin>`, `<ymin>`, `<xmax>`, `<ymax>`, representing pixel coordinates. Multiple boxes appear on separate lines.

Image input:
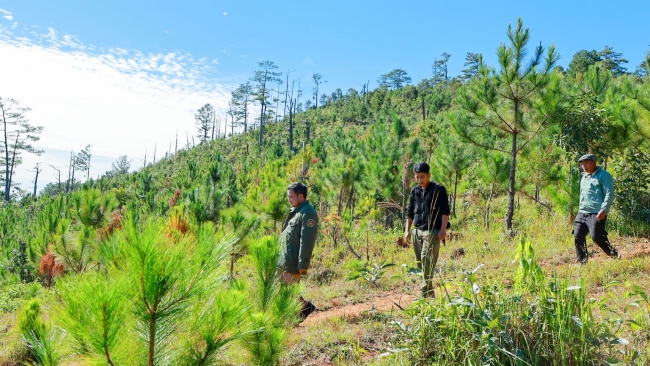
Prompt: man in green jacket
<box><xmin>574</xmin><ymin>154</ymin><xmax>620</xmax><ymax>264</ymax></box>
<box><xmin>279</xmin><ymin>182</ymin><xmax>319</xmax><ymax>319</ymax></box>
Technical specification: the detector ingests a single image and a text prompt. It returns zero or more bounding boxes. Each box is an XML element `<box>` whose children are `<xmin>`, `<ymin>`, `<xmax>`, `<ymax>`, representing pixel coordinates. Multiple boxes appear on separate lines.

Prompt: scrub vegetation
<box><xmin>1</xmin><ymin>19</ymin><xmax>650</xmax><ymax>365</ymax></box>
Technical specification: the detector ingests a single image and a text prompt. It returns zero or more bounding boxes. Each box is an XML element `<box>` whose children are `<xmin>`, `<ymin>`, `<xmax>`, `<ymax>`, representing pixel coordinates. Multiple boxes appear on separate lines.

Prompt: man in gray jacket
<box><xmin>574</xmin><ymin>154</ymin><xmax>620</xmax><ymax>264</ymax></box>
<box><xmin>279</xmin><ymin>182</ymin><xmax>319</xmax><ymax>318</ymax></box>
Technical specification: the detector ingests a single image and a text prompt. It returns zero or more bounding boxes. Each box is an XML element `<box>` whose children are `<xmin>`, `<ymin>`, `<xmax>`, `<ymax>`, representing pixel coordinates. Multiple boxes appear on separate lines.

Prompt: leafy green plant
<box><xmin>17</xmin><ymin>298</ymin><xmax>62</xmax><ymax>366</ymax></box>
<box><xmin>346</xmin><ymin>260</ymin><xmax>396</xmax><ymax>290</ymax></box>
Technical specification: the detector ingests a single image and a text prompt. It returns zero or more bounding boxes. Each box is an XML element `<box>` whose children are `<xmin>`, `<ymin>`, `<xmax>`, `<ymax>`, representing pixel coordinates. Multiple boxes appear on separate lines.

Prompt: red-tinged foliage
<box><xmin>396</xmin><ymin>236</ymin><xmax>409</xmax><ymax>248</ymax></box>
<box><xmin>38</xmin><ymin>249</ymin><xmax>65</xmax><ymax>288</ymax></box>
<box><xmin>98</xmin><ymin>210</ymin><xmax>125</xmax><ymax>241</ymax></box>
<box><xmin>167</xmin><ymin>209</ymin><xmax>190</xmax><ymax>238</ymax></box>
<box><xmin>170</xmin><ymin>188</ymin><xmax>181</xmax><ymax>208</ymax></box>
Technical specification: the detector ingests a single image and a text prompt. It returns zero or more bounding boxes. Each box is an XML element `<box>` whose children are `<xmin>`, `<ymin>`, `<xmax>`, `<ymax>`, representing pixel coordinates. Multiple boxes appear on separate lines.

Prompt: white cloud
<box><xmin>0</xmin><ymin>8</ymin><xmax>12</xmax><ymax>21</ymax></box>
<box><xmin>0</xmin><ymin>23</ymin><xmax>232</xmax><ymax>194</ymax></box>
<box><xmin>223</xmin><ymin>12</ymin><xmax>227</xmax><ymax>16</ymax></box>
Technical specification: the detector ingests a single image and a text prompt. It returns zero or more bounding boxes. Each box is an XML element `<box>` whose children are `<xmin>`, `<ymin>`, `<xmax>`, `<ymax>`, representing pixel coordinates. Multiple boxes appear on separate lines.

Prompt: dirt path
<box><xmin>298</xmin><ymin>292</ymin><xmax>417</xmax><ymax>327</ymax></box>
<box><xmin>298</xmin><ymin>238</ymin><xmax>650</xmax><ymax>328</ymax></box>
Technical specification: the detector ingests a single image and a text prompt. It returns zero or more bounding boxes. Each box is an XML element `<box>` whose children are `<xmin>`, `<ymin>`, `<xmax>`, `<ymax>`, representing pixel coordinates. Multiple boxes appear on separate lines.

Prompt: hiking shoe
<box><xmin>300</xmin><ymin>301</ymin><xmax>316</xmax><ymax>319</ymax></box>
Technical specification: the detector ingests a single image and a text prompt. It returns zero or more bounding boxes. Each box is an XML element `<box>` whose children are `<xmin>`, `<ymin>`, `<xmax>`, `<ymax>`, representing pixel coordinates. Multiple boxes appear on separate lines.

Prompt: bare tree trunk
<box><xmin>70</xmin><ymin>163</ymin><xmax>76</xmax><ymax>192</ymax></box>
<box><xmin>50</xmin><ymin>165</ymin><xmax>61</xmax><ymax>194</ymax></box>
<box><xmin>258</xmin><ymin>68</ymin><xmax>269</xmax><ymax>146</ymax></box>
<box><xmin>7</xmin><ymin>133</ymin><xmax>20</xmax><ymax>197</ymax></box>
<box><xmin>148</xmin><ymin>312</ymin><xmax>157</xmax><ymax>366</ymax></box>
<box><xmin>506</xmin><ymin>132</ymin><xmax>518</xmax><ymax>233</ymax></box>
<box><xmin>66</xmin><ymin>151</ymin><xmax>73</xmax><ymax>193</ymax></box>
<box><xmin>243</xmin><ymin>101</ymin><xmax>248</xmax><ymax>133</ymax></box>
<box><xmin>275</xmin><ymin>83</ymin><xmax>281</xmax><ymax>123</ymax></box>
<box><xmin>211</xmin><ymin>116</ymin><xmax>215</xmax><ymax>140</ymax></box>
<box><xmin>2</xmin><ymin>107</ymin><xmax>9</xmax><ymax>201</ymax></box>
<box><xmin>346</xmin><ymin>186</ymin><xmax>355</xmax><ymax>212</ymax></box>
<box><xmin>453</xmin><ymin>169</ymin><xmax>459</xmax><ymax>217</ymax></box>
<box><xmin>33</xmin><ymin>164</ymin><xmax>42</xmax><ymax>196</ymax></box>
<box><xmin>337</xmin><ymin>186</ymin><xmax>344</xmax><ymax>217</ymax></box>
<box><xmin>288</xmin><ymin>99</ymin><xmax>294</xmax><ymax>151</ymax></box>
<box><xmin>283</xmin><ymin>72</ymin><xmax>290</xmax><ymax>119</ymax></box>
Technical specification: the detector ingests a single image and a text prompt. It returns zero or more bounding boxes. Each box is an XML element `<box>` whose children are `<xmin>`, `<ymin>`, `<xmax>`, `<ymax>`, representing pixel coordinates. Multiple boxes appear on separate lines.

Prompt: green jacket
<box><xmin>278</xmin><ymin>200</ymin><xmax>319</xmax><ymax>274</ymax></box>
<box><xmin>579</xmin><ymin>167</ymin><xmax>615</xmax><ymax>214</ymax></box>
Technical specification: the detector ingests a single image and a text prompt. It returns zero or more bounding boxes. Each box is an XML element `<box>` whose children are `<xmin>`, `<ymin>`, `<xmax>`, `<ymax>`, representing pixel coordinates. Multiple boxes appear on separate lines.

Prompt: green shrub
<box><xmin>0</xmin><ymin>282</ymin><xmax>38</xmax><ymax>313</ymax></box>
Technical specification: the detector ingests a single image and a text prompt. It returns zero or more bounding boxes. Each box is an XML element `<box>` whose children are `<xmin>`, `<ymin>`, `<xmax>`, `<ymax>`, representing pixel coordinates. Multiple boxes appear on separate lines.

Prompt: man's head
<box><xmin>578</xmin><ymin>154</ymin><xmax>597</xmax><ymax>174</ymax></box>
<box><xmin>413</xmin><ymin>162</ymin><xmax>431</xmax><ymax>188</ymax></box>
<box><xmin>287</xmin><ymin>182</ymin><xmax>308</xmax><ymax>208</ymax></box>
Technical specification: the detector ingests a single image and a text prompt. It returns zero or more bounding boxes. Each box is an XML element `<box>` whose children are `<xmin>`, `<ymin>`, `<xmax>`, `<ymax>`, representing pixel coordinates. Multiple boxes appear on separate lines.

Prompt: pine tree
<box><xmin>453</xmin><ymin>18</ymin><xmax>560</xmax><ymax>232</ymax></box>
<box><xmin>252</xmin><ymin>61</ymin><xmax>282</xmax><ymax>146</ymax></box>
<box><xmin>195</xmin><ymin>104</ymin><xmax>216</xmax><ymax>144</ymax></box>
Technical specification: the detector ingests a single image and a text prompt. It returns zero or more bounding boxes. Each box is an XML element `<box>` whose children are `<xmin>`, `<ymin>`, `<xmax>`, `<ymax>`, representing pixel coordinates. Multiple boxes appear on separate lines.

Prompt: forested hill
<box><xmin>8</xmin><ymin>33</ymin><xmax>650</xmax><ymax>244</ymax></box>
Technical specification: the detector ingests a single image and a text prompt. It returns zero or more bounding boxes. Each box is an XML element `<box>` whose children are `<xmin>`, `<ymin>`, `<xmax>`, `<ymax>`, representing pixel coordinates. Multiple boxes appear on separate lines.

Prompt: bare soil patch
<box><xmin>298</xmin><ymin>292</ymin><xmax>416</xmax><ymax>327</ymax></box>
<box><xmin>300</xmin><ymin>238</ymin><xmax>650</xmax><ymax>328</ymax></box>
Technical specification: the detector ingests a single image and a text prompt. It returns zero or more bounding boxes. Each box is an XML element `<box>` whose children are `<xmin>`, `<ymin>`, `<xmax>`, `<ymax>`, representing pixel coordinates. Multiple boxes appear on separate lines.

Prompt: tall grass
<box><xmin>386</xmin><ymin>238</ymin><xmax>647</xmax><ymax>365</ymax></box>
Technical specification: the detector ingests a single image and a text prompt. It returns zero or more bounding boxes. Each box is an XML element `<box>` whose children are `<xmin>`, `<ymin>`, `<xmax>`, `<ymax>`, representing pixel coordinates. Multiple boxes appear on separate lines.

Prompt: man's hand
<box><xmin>438</xmin><ymin>229</ymin><xmax>447</xmax><ymax>241</ymax></box>
<box><xmin>298</xmin><ymin>268</ymin><xmax>308</xmax><ymax>275</ymax></box>
<box><xmin>404</xmin><ymin>231</ymin><xmax>411</xmax><ymax>244</ymax></box>
<box><xmin>597</xmin><ymin>210</ymin><xmax>607</xmax><ymax>221</ymax></box>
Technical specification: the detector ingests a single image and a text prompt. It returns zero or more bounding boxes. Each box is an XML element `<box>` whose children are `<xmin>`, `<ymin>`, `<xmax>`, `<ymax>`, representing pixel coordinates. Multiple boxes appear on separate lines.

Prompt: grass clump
<box><xmin>385</xmin><ymin>238</ymin><xmax>649</xmax><ymax>365</ymax></box>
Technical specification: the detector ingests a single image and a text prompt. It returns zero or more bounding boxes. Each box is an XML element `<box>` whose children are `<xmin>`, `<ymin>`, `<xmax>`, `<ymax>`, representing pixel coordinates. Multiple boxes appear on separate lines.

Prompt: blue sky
<box><xmin>0</xmin><ymin>0</ymin><xmax>649</xmax><ymax>193</ymax></box>
<box><xmin>5</xmin><ymin>0</ymin><xmax>649</xmax><ymax>85</ymax></box>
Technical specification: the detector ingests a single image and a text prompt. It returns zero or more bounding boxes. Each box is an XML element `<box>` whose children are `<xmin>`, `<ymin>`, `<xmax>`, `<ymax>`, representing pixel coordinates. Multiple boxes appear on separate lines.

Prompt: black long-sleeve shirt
<box><xmin>406</xmin><ymin>182</ymin><xmax>450</xmax><ymax>231</ymax></box>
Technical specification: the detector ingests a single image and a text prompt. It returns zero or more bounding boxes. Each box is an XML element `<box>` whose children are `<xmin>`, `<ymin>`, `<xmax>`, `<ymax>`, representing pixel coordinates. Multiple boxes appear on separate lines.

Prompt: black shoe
<box><xmin>300</xmin><ymin>301</ymin><xmax>316</xmax><ymax>319</ymax></box>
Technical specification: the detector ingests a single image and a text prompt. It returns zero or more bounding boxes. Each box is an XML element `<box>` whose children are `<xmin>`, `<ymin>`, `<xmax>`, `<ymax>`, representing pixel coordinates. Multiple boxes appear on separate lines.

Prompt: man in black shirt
<box><xmin>404</xmin><ymin>162</ymin><xmax>450</xmax><ymax>298</ymax></box>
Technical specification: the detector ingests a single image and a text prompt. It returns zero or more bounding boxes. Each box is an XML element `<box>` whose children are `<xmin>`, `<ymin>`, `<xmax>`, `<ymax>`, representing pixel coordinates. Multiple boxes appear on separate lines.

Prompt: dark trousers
<box><xmin>574</xmin><ymin>212</ymin><xmax>618</xmax><ymax>263</ymax></box>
